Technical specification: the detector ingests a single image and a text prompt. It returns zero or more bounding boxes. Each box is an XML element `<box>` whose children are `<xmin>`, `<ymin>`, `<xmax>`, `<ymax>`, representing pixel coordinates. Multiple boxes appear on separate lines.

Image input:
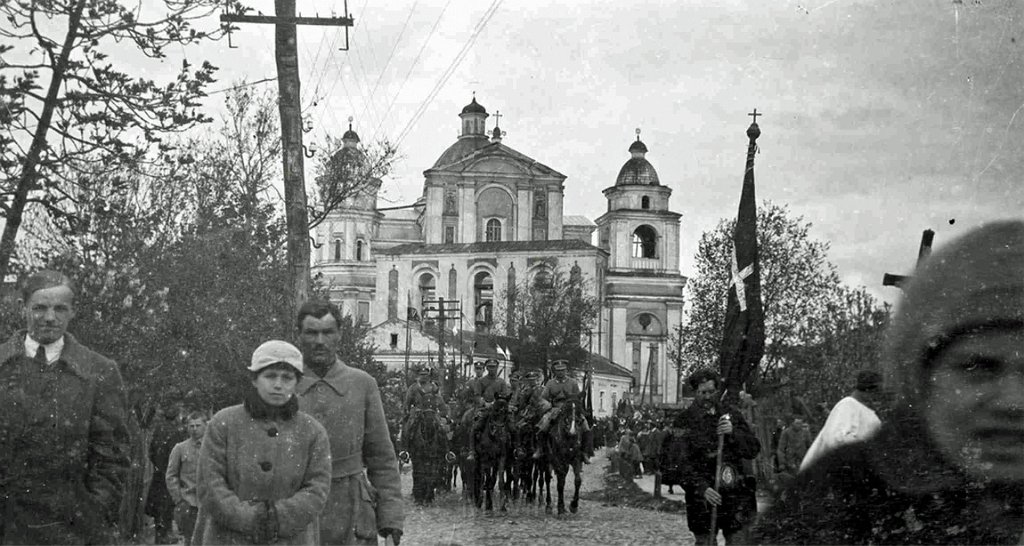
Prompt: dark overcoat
<box><xmin>0</xmin><ymin>331</ymin><xmax>130</xmax><ymax>545</ymax></box>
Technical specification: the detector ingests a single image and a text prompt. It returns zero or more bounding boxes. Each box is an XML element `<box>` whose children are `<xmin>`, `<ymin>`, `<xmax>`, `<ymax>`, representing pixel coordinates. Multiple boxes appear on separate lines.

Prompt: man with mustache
<box><xmin>294</xmin><ymin>301</ymin><xmax>404</xmax><ymax>545</ymax></box>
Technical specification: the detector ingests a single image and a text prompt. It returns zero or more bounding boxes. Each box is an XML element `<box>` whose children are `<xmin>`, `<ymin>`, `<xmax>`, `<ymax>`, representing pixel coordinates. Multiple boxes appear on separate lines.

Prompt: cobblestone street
<box><xmin>399</xmin><ymin>448</ymin><xmax>696</xmax><ymax>546</ymax></box>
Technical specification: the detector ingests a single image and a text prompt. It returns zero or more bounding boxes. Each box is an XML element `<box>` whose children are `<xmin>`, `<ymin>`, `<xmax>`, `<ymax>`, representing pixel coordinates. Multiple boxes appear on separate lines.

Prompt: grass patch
<box><xmin>582</xmin><ymin>460</ymin><xmax>686</xmax><ymax>514</ymax></box>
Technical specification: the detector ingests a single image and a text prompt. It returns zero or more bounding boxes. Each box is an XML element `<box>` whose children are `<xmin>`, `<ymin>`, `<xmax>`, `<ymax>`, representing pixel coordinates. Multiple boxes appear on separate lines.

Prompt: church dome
<box><xmin>342</xmin><ymin>127</ymin><xmax>360</xmax><ymax>142</ymax></box>
<box><xmin>616</xmin><ymin>138</ymin><xmax>659</xmax><ymax>186</ymax></box>
<box><xmin>431</xmin><ymin>135</ymin><xmax>491</xmax><ymax>169</ymax></box>
<box><xmin>461</xmin><ymin>97</ymin><xmax>487</xmax><ymax>114</ymax></box>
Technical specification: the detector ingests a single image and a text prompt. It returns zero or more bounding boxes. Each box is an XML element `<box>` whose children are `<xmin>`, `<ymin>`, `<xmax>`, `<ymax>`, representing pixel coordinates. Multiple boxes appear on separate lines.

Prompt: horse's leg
<box><xmin>498</xmin><ymin>456</ymin><xmax>508</xmax><ymax>512</ymax></box>
<box><xmin>570</xmin><ymin>460</ymin><xmax>582</xmax><ymax>513</ymax></box>
<box><xmin>556</xmin><ymin>463</ymin><xmax>568</xmax><ymax>515</ymax></box>
<box><xmin>544</xmin><ymin>461</ymin><xmax>553</xmax><ymax>514</ymax></box>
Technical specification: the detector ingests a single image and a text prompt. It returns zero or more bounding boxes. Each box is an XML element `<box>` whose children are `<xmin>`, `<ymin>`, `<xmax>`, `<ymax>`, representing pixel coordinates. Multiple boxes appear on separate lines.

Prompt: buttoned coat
<box><xmin>192</xmin><ymin>404</ymin><xmax>331</xmax><ymax>546</ymax></box>
<box><xmin>297</xmin><ymin>361</ymin><xmax>404</xmax><ymax>545</ymax></box>
<box><xmin>0</xmin><ymin>331</ymin><xmax>130</xmax><ymax>545</ymax></box>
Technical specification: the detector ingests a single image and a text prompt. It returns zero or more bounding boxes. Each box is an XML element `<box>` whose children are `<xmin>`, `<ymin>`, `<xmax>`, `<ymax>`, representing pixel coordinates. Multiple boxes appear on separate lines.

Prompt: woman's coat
<box><xmin>192</xmin><ymin>405</ymin><xmax>331</xmax><ymax>545</ymax></box>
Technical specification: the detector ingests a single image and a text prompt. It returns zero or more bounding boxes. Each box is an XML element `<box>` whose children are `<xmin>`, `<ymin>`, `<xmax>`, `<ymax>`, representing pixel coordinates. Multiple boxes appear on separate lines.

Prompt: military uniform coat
<box><xmin>192</xmin><ymin>405</ymin><xmax>331</xmax><ymax>546</ymax></box>
<box><xmin>0</xmin><ymin>332</ymin><xmax>130</xmax><ymax>545</ymax></box>
<box><xmin>297</xmin><ymin>361</ymin><xmax>404</xmax><ymax>545</ymax></box>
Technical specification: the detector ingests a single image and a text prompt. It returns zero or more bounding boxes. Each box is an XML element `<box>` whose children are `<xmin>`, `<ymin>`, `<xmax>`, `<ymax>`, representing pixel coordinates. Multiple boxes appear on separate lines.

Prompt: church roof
<box><xmin>428</xmin><ymin>140</ymin><xmax>566</xmax><ymax>179</ymax></box>
<box><xmin>616</xmin><ymin>157</ymin><xmax>660</xmax><ymax>186</ymax></box>
<box><xmin>587</xmin><ymin>352</ymin><xmax>634</xmax><ymax>379</ymax></box>
<box><xmin>563</xmin><ymin>215</ymin><xmax>595</xmax><ymax>226</ymax></box>
<box><xmin>378</xmin><ymin>238</ymin><xmax>604</xmax><ymax>256</ymax></box>
<box><xmin>431</xmin><ymin>135</ymin><xmax>492</xmax><ymax>169</ymax></box>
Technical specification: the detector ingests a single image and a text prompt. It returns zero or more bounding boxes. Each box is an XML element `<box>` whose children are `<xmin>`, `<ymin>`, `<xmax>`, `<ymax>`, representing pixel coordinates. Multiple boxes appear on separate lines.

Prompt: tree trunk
<box><xmin>0</xmin><ymin>0</ymin><xmax>86</xmax><ymax>279</ymax></box>
<box><xmin>275</xmin><ymin>0</ymin><xmax>311</xmax><ymax>312</ymax></box>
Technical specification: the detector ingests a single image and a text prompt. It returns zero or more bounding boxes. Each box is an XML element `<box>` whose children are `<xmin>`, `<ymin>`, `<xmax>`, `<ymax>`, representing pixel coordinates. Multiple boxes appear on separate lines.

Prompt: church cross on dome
<box><xmin>494</xmin><ymin>110</ymin><xmax>502</xmax><ymax>128</ymax></box>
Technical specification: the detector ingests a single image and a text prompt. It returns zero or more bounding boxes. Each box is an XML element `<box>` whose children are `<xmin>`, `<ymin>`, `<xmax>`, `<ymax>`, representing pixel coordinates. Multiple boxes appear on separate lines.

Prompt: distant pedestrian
<box><xmin>753</xmin><ymin>220</ymin><xmax>1024</xmax><ymax>544</ymax></box>
<box><xmin>616</xmin><ymin>431</ymin><xmax>643</xmax><ymax>479</ymax></box>
<box><xmin>147</xmin><ymin>406</ymin><xmax>182</xmax><ymax>544</ymax></box>
<box><xmin>800</xmin><ymin>370</ymin><xmax>883</xmax><ymax>471</ymax></box>
<box><xmin>192</xmin><ymin>340</ymin><xmax>331</xmax><ymax>545</ymax></box>
<box><xmin>775</xmin><ymin>416</ymin><xmax>811</xmax><ymax>478</ymax></box>
<box><xmin>0</xmin><ymin>270</ymin><xmax>130</xmax><ymax>545</ymax></box>
<box><xmin>166</xmin><ymin>411</ymin><xmax>207</xmax><ymax>546</ymax></box>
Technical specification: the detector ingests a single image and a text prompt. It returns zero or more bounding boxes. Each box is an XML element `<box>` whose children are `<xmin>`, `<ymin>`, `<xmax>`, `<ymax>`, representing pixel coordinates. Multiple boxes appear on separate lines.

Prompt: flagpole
<box><xmin>404</xmin><ymin>290</ymin><xmax>412</xmax><ymax>384</ymax></box>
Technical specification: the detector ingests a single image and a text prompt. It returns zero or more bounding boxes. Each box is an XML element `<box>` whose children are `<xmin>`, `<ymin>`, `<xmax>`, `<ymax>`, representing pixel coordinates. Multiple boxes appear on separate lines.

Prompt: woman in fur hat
<box><xmin>752</xmin><ymin>221</ymin><xmax>1023</xmax><ymax>544</ymax></box>
<box><xmin>192</xmin><ymin>341</ymin><xmax>332</xmax><ymax>545</ymax></box>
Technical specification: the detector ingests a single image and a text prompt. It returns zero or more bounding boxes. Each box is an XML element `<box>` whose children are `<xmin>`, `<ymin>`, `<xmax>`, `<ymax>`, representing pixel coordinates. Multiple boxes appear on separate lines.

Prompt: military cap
<box><xmin>525</xmin><ymin>369</ymin><xmax>541</xmax><ymax>379</ymax></box>
<box><xmin>485</xmin><ymin>358</ymin><xmax>499</xmax><ymax>367</ymax></box>
<box><xmin>418</xmin><ymin>366</ymin><xmax>431</xmax><ymax>376</ymax></box>
<box><xmin>552</xmin><ymin>360</ymin><xmax>568</xmax><ymax>371</ymax></box>
<box><xmin>473</xmin><ymin>361</ymin><xmax>484</xmax><ymax>369</ymax></box>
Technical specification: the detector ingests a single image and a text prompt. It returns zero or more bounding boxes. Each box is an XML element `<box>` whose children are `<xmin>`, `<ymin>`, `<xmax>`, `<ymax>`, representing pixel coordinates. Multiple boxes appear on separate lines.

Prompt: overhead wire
<box><xmin>371</xmin><ymin>0</ymin><xmax>454</xmax><ymax>143</ymax></box>
<box><xmin>394</xmin><ymin>0</ymin><xmax>503</xmax><ymax>148</ymax></box>
<box><xmin>358</xmin><ymin>0</ymin><xmax>419</xmax><ymax>129</ymax></box>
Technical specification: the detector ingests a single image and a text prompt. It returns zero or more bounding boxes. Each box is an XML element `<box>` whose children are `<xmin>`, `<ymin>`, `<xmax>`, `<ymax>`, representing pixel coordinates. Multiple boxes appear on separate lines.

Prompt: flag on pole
<box><xmin>718</xmin><ymin>113</ymin><xmax>766</xmax><ymax>406</ymax></box>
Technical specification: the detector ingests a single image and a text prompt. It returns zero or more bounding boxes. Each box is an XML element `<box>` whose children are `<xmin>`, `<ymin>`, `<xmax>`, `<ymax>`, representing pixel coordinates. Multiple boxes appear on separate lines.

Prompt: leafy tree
<box><xmin>0</xmin><ymin>0</ymin><xmax>232</xmax><ymax>280</ymax></box>
<box><xmin>495</xmin><ymin>267</ymin><xmax>599</xmax><ymax>373</ymax></box>
<box><xmin>679</xmin><ymin>202</ymin><xmax>843</xmax><ymax>385</ymax></box>
<box><xmin>308</xmin><ymin>132</ymin><xmax>398</xmax><ymax>230</ymax></box>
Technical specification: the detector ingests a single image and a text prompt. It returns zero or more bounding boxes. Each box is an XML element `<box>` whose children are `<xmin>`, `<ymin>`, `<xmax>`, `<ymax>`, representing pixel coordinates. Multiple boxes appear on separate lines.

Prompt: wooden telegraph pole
<box><xmin>221</xmin><ymin>1</ymin><xmax>354</xmax><ymax>311</ymax></box>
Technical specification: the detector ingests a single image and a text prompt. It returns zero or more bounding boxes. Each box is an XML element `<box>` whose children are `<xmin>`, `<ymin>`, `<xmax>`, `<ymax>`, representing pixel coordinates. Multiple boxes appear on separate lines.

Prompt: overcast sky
<box><xmin>64</xmin><ymin>0</ymin><xmax>1024</xmax><ymax>302</ymax></box>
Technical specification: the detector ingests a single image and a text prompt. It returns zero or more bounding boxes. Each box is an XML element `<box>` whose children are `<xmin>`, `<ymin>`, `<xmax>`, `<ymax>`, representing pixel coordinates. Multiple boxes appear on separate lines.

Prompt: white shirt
<box><xmin>800</xmin><ymin>395</ymin><xmax>881</xmax><ymax>471</ymax></box>
<box><xmin>24</xmin><ymin>334</ymin><xmax>65</xmax><ymax>365</ymax></box>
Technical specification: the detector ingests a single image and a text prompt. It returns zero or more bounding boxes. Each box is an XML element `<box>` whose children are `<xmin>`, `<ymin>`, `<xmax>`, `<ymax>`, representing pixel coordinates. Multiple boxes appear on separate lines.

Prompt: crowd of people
<box><xmin>0</xmin><ymin>220</ymin><xmax>1020</xmax><ymax>545</ymax></box>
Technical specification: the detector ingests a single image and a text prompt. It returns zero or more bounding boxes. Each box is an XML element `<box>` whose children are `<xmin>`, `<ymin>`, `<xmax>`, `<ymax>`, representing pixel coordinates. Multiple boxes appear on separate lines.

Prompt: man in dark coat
<box><xmin>146</xmin><ymin>407</ymin><xmax>181</xmax><ymax>543</ymax></box>
<box><xmin>0</xmin><ymin>270</ymin><xmax>131</xmax><ymax>545</ymax></box>
<box><xmin>753</xmin><ymin>221</ymin><xmax>1024</xmax><ymax>545</ymax></box>
<box><xmin>675</xmin><ymin>369</ymin><xmax>760</xmax><ymax>545</ymax></box>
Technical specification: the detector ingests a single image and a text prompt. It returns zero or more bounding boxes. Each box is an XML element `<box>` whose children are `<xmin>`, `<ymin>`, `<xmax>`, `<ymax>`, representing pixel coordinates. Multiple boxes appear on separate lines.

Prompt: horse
<box><xmin>405</xmin><ymin>408</ymin><xmax>448</xmax><ymax>505</ymax></box>
<box><xmin>511</xmin><ymin>415</ymin><xmax>549</xmax><ymax>507</ymax></box>
<box><xmin>472</xmin><ymin>396</ymin><xmax>513</xmax><ymax>512</ymax></box>
<box><xmin>544</xmin><ymin>394</ymin><xmax>585</xmax><ymax>515</ymax></box>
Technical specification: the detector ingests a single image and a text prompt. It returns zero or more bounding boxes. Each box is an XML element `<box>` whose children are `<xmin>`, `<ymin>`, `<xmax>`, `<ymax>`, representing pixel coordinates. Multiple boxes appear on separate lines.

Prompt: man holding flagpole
<box><xmin>678</xmin><ymin>113</ymin><xmax>766</xmax><ymax>545</ymax></box>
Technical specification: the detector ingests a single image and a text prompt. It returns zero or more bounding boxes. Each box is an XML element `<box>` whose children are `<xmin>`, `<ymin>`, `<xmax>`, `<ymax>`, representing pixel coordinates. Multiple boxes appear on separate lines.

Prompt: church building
<box><xmin>311</xmin><ymin>97</ymin><xmax>686</xmax><ymax>406</ymax></box>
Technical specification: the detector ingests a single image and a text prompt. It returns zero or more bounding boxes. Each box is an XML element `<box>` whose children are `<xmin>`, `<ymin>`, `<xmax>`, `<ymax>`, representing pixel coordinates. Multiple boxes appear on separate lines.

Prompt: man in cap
<box><xmin>0</xmin><ymin>270</ymin><xmax>130</xmax><ymax>544</ymax></box>
<box><xmin>402</xmin><ymin>366</ymin><xmax>447</xmax><ymax>445</ymax></box>
<box><xmin>294</xmin><ymin>301</ymin><xmax>403</xmax><ymax>545</ymax></box>
<box><xmin>536</xmin><ymin>360</ymin><xmax>594</xmax><ymax>462</ymax></box>
<box><xmin>800</xmin><ymin>369</ymin><xmax>884</xmax><ymax>471</ymax></box>
<box><xmin>513</xmin><ymin>369</ymin><xmax>551</xmax><ymax>456</ymax></box>
<box><xmin>467</xmin><ymin>358</ymin><xmax>512</xmax><ymax>459</ymax></box>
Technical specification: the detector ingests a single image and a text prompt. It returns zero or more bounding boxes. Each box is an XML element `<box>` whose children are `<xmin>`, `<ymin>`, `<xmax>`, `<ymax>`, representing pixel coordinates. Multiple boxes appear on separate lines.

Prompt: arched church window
<box><xmin>486</xmin><ymin>219</ymin><xmax>502</xmax><ymax>242</ymax></box>
<box><xmin>631</xmin><ymin>225</ymin><xmax>658</xmax><ymax>259</ymax></box>
<box><xmin>419</xmin><ymin>273</ymin><xmax>436</xmax><ymax>311</ymax></box>
<box><xmin>641</xmin><ymin>196</ymin><xmax>650</xmax><ymax>209</ymax></box>
<box><xmin>474</xmin><ymin>271</ymin><xmax>494</xmax><ymax>327</ymax></box>
<box><xmin>356</xmin><ymin>240</ymin><xmax>365</xmax><ymax>261</ymax></box>
<box><xmin>333</xmin><ymin>239</ymin><xmax>343</xmax><ymax>261</ymax></box>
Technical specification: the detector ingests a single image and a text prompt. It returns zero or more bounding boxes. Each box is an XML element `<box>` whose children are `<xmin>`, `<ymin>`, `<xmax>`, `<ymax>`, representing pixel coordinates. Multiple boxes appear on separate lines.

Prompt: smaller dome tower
<box><xmin>615</xmin><ymin>130</ymin><xmax>660</xmax><ymax>186</ymax></box>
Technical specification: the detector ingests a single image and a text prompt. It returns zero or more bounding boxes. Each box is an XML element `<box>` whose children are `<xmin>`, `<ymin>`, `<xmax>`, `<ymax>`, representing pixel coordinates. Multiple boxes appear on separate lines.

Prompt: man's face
<box><xmin>297</xmin><ymin>313</ymin><xmax>340</xmax><ymax>368</ymax></box>
<box><xmin>555</xmin><ymin>368</ymin><xmax>567</xmax><ymax>380</ymax></box>
<box><xmin>418</xmin><ymin>374</ymin><xmax>429</xmax><ymax>385</ymax></box>
<box><xmin>474</xmin><ymin>367</ymin><xmax>483</xmax><ymax>378</ymax></box>
<box><xmin>793</xmin><ymin>418</ymin><xmax>806</xmax><ymax>430</ymax></box>
<box><xmin>486</xmin><ymin>364</ymin><xmax>498</xmax><ymax>377</ymax></box>
<box><xmin>694</xmin><ymin>379</ymin><xmax>718</xmax><ymax>409</ymax></box>
<box><xmin>924</xmin><ymin>328</ymin><xmax>1024</xmax><ymax>484</ymax></box>
<box><xmin>22</xmin><ymin>285</ymin><xmax>75</xmax><ymax>345</ymax></box>
<box><xmin>187</xmin><ymin>418</ymin><xmax>206</xmax><ymax>441</ymax></box>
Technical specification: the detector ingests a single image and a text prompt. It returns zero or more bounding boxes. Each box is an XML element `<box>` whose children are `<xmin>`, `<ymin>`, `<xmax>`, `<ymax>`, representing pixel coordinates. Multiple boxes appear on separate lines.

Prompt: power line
<box><xmin>207</xmin><ymin>77</ymin><xmax>278</xmax><ymax>95</ymax></box>
<box><xmin>359</xmin><ymin>0</ymin><xmax>419</xmax><ymax>128</ymax></box>
<box><xmin>371</xmin><ymin>0</ymin><xmax>454</xmax><ymax>143</ymax></box>
<box><xmin>394</xmin><ymin>0</ymin><xmax>502</xmax><ymax>147</ymax></box>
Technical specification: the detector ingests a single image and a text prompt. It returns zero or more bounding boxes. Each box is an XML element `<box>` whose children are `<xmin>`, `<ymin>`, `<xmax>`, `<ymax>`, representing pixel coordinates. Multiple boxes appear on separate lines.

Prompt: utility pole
<box><xmin>221</xmin><ymin>1</ymin><xmax>354</xmax><ymax>312</ymax></box>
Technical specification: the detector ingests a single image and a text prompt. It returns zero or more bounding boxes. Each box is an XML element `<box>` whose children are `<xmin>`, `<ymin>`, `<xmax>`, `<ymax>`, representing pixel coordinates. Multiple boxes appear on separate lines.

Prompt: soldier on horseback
<box><xmin>467</xmin><ymin>358</ymin><xmax>512</xmax><ymax>459</ymax></box>
<box><xmin>402</xmin><ymin>366</ymin><xmax>447</xmax><ymax>445</ymax></box>
<box><xmin>535</xmin><ymin>360</ymin><xmax>594</xmax><ymax>463</ymax></box>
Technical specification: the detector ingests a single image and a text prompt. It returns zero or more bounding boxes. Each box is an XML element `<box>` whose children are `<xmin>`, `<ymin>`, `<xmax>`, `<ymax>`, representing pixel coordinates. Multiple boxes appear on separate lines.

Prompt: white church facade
<box><xmin>311</xmin><ymin>97</ymin><xmax>686</xmax><ymax>406</ymax></box>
